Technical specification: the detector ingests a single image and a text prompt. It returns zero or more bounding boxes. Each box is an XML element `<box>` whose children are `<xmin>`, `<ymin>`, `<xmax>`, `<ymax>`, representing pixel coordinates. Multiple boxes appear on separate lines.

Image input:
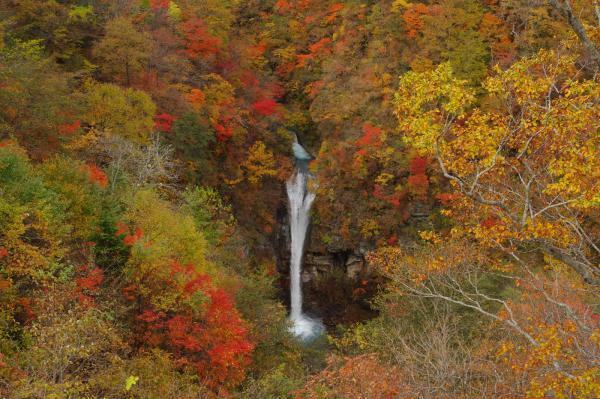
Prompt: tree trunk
<box><xmin>542</xmin><ymin>244</ymin><xmax>600</xmax><ymax>285</ymax></box>
<box><xmin>548</xmin><ymin>0</ymin><xmax>600</xmax><ymax>69</ymax></box>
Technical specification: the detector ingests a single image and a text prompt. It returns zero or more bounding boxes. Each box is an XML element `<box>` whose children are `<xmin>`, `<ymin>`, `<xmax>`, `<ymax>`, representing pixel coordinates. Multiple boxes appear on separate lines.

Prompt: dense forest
<box><xmin>0</xmin><ymin>0</ymin><xmax>598</xmax><ymax>398</ymax></box>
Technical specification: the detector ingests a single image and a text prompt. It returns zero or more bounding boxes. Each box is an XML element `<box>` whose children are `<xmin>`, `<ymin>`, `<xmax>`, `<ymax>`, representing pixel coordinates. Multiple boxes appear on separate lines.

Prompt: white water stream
<box><xmin>287</xmin><ymin>140</ymin><xmax>324</xmax><ymax>340</ymax></box>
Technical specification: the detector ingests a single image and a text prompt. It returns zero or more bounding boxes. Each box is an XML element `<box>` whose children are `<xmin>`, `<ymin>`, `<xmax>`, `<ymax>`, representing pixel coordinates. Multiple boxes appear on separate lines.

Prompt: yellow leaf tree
<box><xmin>394</xmin><ymin>50</ymin><xmax>599</xmax><ymax>283</ymax></box>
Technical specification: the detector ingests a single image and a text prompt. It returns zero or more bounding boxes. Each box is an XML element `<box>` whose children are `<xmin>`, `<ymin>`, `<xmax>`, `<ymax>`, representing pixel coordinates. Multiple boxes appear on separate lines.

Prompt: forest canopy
<box><xmin>0</xmin><ymin>0</ymin><xmax>598</xmax><ymax>398</ymax></box>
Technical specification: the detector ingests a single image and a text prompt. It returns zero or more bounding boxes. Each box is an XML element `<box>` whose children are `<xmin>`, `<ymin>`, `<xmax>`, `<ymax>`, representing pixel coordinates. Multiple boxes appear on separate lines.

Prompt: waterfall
<box><xmin>287</xmin><ymin>170</ymin><xmax>314</xmax><ymax>320</ymax></box>
<box><xmin>287</xmin><ymin>139</ymin><xmax>324</xmax><ymax>340</ymax></box>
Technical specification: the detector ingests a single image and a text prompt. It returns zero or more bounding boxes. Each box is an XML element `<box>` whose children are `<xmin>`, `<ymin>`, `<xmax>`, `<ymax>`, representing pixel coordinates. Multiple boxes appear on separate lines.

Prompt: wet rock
<box><xmin>301</xmin><ymin>269</ymin><xmax>313</xmax><ymax>283</ymax></box>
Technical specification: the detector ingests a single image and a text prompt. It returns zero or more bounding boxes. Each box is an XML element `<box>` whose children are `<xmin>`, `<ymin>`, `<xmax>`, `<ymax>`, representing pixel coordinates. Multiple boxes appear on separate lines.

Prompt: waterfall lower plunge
<box><xmin>286</xmin><ymin>163</ymin><xmax>324</xmax><ymax>340</ymax></box>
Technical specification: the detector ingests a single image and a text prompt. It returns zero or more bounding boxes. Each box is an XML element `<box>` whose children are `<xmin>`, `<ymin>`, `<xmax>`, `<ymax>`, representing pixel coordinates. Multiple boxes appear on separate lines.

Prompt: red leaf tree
<box><xmin>251</xmin><ymin>98</ymin><xmax>280</xmax><ymax>116</ymax></box>
<box><xmin>180</xmin><ymin>18</ymin><xmax>222</xmax><ymax>59</ymax></box>
<box><xmin>132</xmin><ymin>261</ymin><xmax>254</xmax><ymax>391</ymax></box>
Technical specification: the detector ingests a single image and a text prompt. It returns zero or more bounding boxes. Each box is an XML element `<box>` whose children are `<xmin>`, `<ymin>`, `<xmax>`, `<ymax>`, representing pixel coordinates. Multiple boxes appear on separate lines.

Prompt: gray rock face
<box><xmin>302</xmin><ymin>251</ymin><xmax>368</xmax><ymax>281</ymax></box>
<box><xmin>345</xmin><ymin>255</ymin><xmax>364</xmax><ymax>279</ymax></box>
<box><xmin>305</xmin><ymin>253</ymin><xmax>335</xmax><ymax>268</ymax></box>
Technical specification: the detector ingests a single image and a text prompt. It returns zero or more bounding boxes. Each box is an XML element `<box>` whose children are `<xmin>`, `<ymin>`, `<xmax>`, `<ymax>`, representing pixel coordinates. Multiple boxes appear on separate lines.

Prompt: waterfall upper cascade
<box><xmin>286</xmin><ymin>140</ymin><xmax>324</xmax><ymax>340</ymax></box>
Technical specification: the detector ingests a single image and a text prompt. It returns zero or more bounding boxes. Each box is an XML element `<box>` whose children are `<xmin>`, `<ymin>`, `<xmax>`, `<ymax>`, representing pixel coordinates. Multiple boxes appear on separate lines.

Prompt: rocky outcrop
<box><xmin>302</xmin><ymin>250</ymin><xmax>371</xmax><ymax>282</ymax></box>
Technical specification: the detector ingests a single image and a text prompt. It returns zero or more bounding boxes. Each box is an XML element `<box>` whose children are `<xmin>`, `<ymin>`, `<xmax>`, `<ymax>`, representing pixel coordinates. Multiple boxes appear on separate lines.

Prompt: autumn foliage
<box><xmin>407</xmin><ymin>156</ymin><xmax>429</xmax><ymax>198</ymax></box>
<box><xmin>181</xmin><ymin>18</ymin><xmax>222</xmax><ymax>58</ymax></box>
<box><xmin>251</xmin><ymin>99</ymin><xmax>279</xmax><ymax>116</ymax></box>
<box><xmin>134</xmin><ymin>263</ymin><xmax>254</xmax><ymax>389</ymax></box>
<box><xmin>299</xmin><ymin>354</ymin><xmax>402</xmax><ymax>399</ymax></box>
<box><xmin>1</xmin><ymin>0</ymin><xmax>599</xmax><ymax>397</ymax></box>
<box><xmin>356</xmin><ymin>123</ymin><xmax>382</xmax><ymax>150</ymax></box>
<box><xmin>402</xmin><ymin>3</ymin><xmax>441</xmax><ymax>39</ymax></box>
<box><xmin>85</xmin><ymin>164</ymin><xmax>108</xmax><ymax>188</ymax></box>
<box><xmin>154</xmin><ymin>113</ymin><xmax>175</xmax><ymax>132</ymax></box>
<box><xmin>150</xmin><ymin>0</ymin><xmax>170</xmax><ymax>11</ymax></box>
<box><xmin>74</xmin><ymin>265</ymin><xmax>104</xmax><ymax>307</ymax></box>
